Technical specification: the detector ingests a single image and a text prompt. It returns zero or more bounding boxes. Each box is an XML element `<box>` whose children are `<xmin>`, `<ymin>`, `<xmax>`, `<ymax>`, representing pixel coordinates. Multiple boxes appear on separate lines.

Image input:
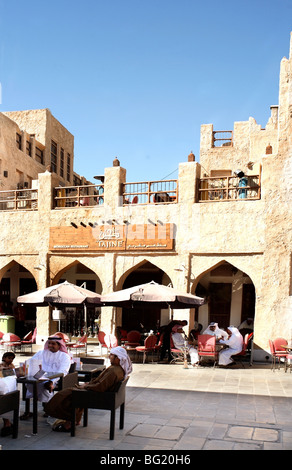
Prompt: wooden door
<box><xmin>209</xmin><ymin>283</ymin><xmax>232</xmax><ymax>330</ymax></box>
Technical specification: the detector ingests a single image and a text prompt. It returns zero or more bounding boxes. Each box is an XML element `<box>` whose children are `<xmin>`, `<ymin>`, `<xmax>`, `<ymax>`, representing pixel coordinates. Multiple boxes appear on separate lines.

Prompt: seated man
<box><xmin>44</xmin><ymin>346</ymin><xmax>132</xmax><ymax>432</ymax></box>
<box><xmin>159</xmin><ymin>319</ymin><xmax>188</xmax><ymax>363</ymax></box>
<box><xmin>0</xmin><ymin>352</ymin><xmax>16</xmax><ymax>437</ymax></box>
<box><xmin>218</xmin><ymin>326</ymin><xmax>243</xmax><ymax>367</ymax></box>
<box><xmin>171</xmin><ymin>325</ymin><xmax>199</xmax><ymax>367</ymax></box>
<box><xmin>203</xmin><ymin>322</ymin><xmax>228</xmax><ymax>340</ymax></box>
<box><xmin>21</xmin><ymin>336</ymin><xmax>72</xmax><ymax>418</ymax></box>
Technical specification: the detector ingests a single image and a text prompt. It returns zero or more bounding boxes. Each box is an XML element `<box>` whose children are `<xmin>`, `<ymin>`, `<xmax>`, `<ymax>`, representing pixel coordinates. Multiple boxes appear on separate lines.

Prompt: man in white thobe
<box><xmin>171</xmin><ymin>326</ymin><xmax>199</xmax><ymax>366</ymax></box>
<box><xmin>203</xmin><ymin>322</ymin><xmax>228</xmax><ymax>340</ymax></box>
<box><xmin>218</xmin><ymin>326</ymin><xmax>243</xmax><ymax>366</ymax></box>
<box><xmin>25</xmin><ymin>336</ymin><xmax>71</xmax><ymax>405</ymax></box>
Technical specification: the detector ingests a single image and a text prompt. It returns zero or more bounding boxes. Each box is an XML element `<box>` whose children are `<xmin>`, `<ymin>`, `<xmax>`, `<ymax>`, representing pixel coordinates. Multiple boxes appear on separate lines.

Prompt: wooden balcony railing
<box><xmin>54</xmin><ymin>184</ymin><xmax>104</xmax><ymax>208</ymax></box>
<box><xmin>212</xmin><ymin>131</ymin><xmax>233</xmax><ymax>148</ymax></box>
<box><xmin>198</xmin><ymin>175</ymin><xmax>261</xmax><ymax>202</ymax></box>
<box><xmin>0</xmin><ymin>189</ymin><xmax>38</xmax><ymax>211</ymax></box>
<box><xmin>123</xmin><ymin>180</ymin><xmax>178</xmax><ymax>205</ymax></box>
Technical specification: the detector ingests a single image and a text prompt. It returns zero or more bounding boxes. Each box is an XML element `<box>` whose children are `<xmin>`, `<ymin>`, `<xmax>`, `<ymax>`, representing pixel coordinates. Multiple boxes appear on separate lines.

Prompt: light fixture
<box><xmin>71</xmin><ymin>222</ymin><xmax>78</xmax><ymax>228</ymax></box>
<box><xmin>174</xmin><ymin>264</ymin><xmax>187</xmax><ymax>272</ymax></box>
<box><xmin>80</xmin><ymin>222</ymin><xmax>87</xmax><ymax>227</ymax></box>
<box><xmin>33</xmin><ymin>263</ymin><xmax>45</xmax><ymax>270</ymax></box>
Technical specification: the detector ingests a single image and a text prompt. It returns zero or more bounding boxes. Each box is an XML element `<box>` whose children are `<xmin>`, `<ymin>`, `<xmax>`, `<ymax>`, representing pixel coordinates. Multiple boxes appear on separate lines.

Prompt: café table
<box><xmin>17</xmin><ymin>372</ymin><xmax>63</xmax><ymax>434</ymax></box>
<box><xmin>76</xmin><ymin>364</ymin><xmax>106</xmax><ymax>382</ymax></box>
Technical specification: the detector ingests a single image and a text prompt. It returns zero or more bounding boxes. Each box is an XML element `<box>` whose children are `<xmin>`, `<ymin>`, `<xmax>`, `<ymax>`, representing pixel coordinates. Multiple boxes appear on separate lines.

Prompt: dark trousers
<box><xmin>159</xmin><ymin>332</ymin><xmax>171</xmax><ymax>361</ymax></box>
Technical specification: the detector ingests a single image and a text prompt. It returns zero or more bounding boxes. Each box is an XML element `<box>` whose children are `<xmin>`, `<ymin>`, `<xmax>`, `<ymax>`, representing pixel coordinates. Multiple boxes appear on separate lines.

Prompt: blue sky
<box><xmin>0</xmin><ymin>0</ymin><xmax>291</xmax><ymax>183</ymax></box>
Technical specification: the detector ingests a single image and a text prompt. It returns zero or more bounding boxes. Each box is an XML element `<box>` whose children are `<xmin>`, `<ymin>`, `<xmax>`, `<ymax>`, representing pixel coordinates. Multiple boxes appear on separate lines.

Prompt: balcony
<box><xmin>212</xmin><ymin>130</ymin><xmax>233</xmax><ymax>148</ymax></box>
<box><xmin>0</xmin><ymin>189</ymin><xmax>38</xmax><ymax>211</ymax></box>
<box><xmin>198</xmin><ymin>174</ymin><xmax>261</xmax><ymax>202</ymax></box>
<box><xmin>54</xmin><ymin>184</ymin><xmax>104</xmax><ymax>208</ymax></box>
<box><xmin>123</xmin><ymin>179</ymin><xmax>178</xmax><ymax>205</ymax></box>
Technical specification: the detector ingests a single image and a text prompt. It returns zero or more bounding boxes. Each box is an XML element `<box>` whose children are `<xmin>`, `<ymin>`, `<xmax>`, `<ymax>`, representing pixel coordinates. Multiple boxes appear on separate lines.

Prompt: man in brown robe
<box><xmin>44</xmin><ymin>346</ymin><xmax>132</xmax><ymax>432</ymax></box>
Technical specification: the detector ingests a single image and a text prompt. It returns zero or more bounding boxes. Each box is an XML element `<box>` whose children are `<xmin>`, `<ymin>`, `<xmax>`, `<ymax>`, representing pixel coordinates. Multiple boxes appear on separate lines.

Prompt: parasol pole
<box><xmin>80</xmin><ymin>282</ymin><xmax>87</xmax><ymax>335</ymax></box>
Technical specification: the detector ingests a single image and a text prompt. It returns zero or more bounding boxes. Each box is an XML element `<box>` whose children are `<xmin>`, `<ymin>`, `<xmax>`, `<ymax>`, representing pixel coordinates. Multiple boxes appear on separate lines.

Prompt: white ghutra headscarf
<box><xmin>110</xmin><ymin>346</ymin><xmax>133</xmax><ymax>378</ymax></box>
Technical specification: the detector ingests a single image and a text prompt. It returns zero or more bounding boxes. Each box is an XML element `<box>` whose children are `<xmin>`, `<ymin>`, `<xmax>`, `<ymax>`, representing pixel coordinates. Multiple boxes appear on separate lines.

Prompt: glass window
<box><xmin>67</xmin><ymin>153</ymin><xmax>71</xmax><ymax>182</ymax></box>
<box><xmin>35</xmin><ymin>147</ymin><xmax>44</xmax><ymax>165</ymax></box>
<box><xmin>60</xmin><ymin>148</ymin><xmax>64</xmax><ymax>178</ymax></box>
<box><xmin>51</xmin><ymin>140</ymin><xmax>57</xmax><ymax>173</ymax></box>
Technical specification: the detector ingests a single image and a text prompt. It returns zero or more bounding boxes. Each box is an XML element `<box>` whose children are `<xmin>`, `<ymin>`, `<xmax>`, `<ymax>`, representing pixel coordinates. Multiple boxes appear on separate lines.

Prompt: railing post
<box><xmin>178</xmin><ymin>161</ymin><xmax>201</xmax><ymax>204</ymax></box>
<box><xmin>38</xmin><ymin>171</ymin><xmax>59</xmax><ymax>213</ymax></box>
<box><xmin>104</xmin><ymin>162</ymin><xmax>126</xmax><ymax>211</ymax></box>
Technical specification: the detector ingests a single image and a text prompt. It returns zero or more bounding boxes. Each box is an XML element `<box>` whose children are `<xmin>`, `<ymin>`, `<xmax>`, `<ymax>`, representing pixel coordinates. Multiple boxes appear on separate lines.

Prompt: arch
<box><xmin>0</xmin><ymin>259</ymin><xmax>38</xmax><ymax>337</ymax></box>
<box><xmin>0</xmin><ymin>259</ymin><xmax>36</xmax><ymax>284</ymax></box>
<box><xmin>51</xmin><ymin>260</ymin><xmax>102</xmax><ymax>338</ymax></box>
<box><xmin>192</xmin><ymin>258</ymin><xmax>257</xmax><ymax>294</ymax></box>
<box><xmin>116</xmin><ymin>258</ymin><xmax>172</xmax><ymax>291</ymax></box>
<box><xmin>116</xmin><ymin>259</ymin><xmax>172</xmax><ymax>333</ymax></box>
<box><xmin>191</xmin><ymin>260</ymin><xmax>256</xmax><ymax>333</ymax></box>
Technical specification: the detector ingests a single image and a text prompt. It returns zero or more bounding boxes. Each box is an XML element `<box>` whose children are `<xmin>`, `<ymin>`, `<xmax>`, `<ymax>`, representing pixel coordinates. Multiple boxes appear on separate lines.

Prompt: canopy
<box><xmin>98</xmin><ymin>281</ymin><xmax>205</xmax><ymax>309</ymax></box>
<box><xmin>17</xmin><ymin>280</ymin><xmax>102</xmax><ymax>307</ymax></box>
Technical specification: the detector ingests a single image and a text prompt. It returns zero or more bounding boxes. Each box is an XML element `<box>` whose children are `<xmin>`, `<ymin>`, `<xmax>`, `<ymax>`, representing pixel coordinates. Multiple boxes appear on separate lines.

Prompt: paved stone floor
<box><xmin>1</xmin><ymin>354</ymin><xmax>292</xmax><ymax>452</ymax></box>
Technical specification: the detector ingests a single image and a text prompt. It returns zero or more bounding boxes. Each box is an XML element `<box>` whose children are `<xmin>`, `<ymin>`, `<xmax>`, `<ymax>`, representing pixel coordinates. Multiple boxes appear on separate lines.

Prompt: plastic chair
<box><xmin>124</xmin><ymin>330</ymin><xmax>141</xmax><ymax>347</ymax></box>
<box><xmin>0</xmin><ymin>390</ymin><xmax>20</xmax><ymax>438</ymax></box>
<box><xmin>54</xmin><ymin>331</ymin><xmax>70</xmax><ymax>343</ymax></box>
<box><xmin>67</xmin><ymin>334</ymin><xmax>87</xmax><ymax>356</ymax></box>
<box><xmin>232</xmin><ymin>332</ymin><xmax>254</xmax><ymax>367</ymax></box>
<box><xmin>70</xmin><ymin>377</ymin><xmax>129</xmax><ymax>440</ymax></box>
<box><xmin>136</xmin><ymin>335</ymin><xmax>157</xmax><ymax>363</ymax></box>
<box><xmin>197</xmin><ymin>334</ymin><xmax>218</xmax><ymax>367</ymax></box>
<box><xmin>2</xmin><ymin>333</ymin><xmax>21</xmax><ymax>352</ymax></box>
<box><xmin>104</xmin><ymin>334</ymin><xmax>118</xmax><ymax>349</ymax></box>
<box><xmin>21</xmin><ymin>327</ymin><xmax>37</xmax><ymax>354</ymax></box>
<box><xmin>269</xmin><ymin>338</ymin><xmax>288</xmax><ymax>371</ymax></box>
<box><xmin>98</xmin><ymin>331</ymin><xmax>107</xmax><ymax>353</ymax></box>
<box><xmin>169</xmin><ymin>334</ymin><xmax>186</xmax><ymax>364</ymax></box>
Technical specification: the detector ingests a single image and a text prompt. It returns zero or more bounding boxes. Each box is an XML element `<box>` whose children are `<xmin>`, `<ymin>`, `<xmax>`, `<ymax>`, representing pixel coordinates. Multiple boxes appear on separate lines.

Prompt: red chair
<box><xmin>0</xmin><ymin>331</ymin><xmax>4</xmax><ymax>347</ymax></box>
<box><xmin>232</xmin><ymin>332</ymin><xmax>254</xmax><ymax>366</ymax></box>
<box><xmin>269</xmin><ymin>338</ymin><xmax>288</xmax><ymax>370</ymax></box>
<box><xmin>136</xmin><ymin>335</ymin><xmax>157</xmax><ymax>363</ymax></box>
<box><xmin>67</xmin><ymin>334</ymin><xmax>88</xmax><ymax>356</ymax></box>
<box><xmin>169</xmin><ymin>334</ymin><xmax>185</xmax><ymax>364</ymax></box>
<box><xmin>197</xmin><ymin>334</ymin><xmax>218</xmax><ymax>367</ymax></box>
<box><xmin>98</xmin><ymin>331</ymin><xmax>107</xmax><ymax>353</ymax></box>
<box><xmin>2</xmin><ymin>333</ymin><xmax>21</xmax><ymax>352</ymax></box>
<box><xmin>119</xmin><ymin>329</ymin><xmax>128</xmax><ymax>343</ymax></box>
<box><xmin>104</xmin><ymin>334</ymin><xmax>118</xmax><ymax>349</ymax></box>
<box><xmin>125</xmin><ymin>330</ymin><xmax>141</xmax><ymax>347</ymax></box>
<box><xmin>21</xmin><ymin>327</ymin><xmax>37</xmax><ymax>354</ymax></box>
<box><xmin>54</xmin><ymin>331</ymin><xmax>70</xmax><ymax>343</ymax></box>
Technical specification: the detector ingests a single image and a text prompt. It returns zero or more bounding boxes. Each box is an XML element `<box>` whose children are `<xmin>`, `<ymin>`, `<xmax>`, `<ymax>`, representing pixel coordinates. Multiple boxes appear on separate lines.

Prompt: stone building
<box><xmin>0</xmin><ymin>33</ymin><xmax>291</xmax><ymax>361</ymax></box>
<box><xmin>0</xmin><ymin>108</ymin><xmax>89</xmax><ymax>190</ymax></box>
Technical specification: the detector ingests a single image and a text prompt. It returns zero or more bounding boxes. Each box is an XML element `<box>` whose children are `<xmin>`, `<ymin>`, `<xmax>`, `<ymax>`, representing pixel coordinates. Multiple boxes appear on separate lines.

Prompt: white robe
<box><xmin>203</xmin><ymin>326</ymin><xmax>228</xmax><ymax>340</ymax></box>
<box><xmin>172</xmin><ymin>332</ymin><xmax>199</xmax><ymax>365</ymax></box>
<box><xmin>26</xmin><ymin>349</ymin><xmax>71</xmax><ymax>402</ymax></box>
<box><xmin>219</xmin><ymin>328</ymin><xmax>243</xmax><ymax>365</ymax></box>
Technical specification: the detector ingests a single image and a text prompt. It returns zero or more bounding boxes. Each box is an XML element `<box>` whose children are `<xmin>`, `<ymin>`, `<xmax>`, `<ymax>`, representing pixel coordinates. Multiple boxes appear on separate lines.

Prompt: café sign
<box><xmin>50</xmin><ymin>224</ymin><xmax>175</xmax><ymax>252</ymax></box>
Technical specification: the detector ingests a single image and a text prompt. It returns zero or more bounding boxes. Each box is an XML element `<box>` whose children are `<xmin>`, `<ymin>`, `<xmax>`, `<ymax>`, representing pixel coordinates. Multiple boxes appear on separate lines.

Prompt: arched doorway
<box><xmin>53</xmin><ymin>262</ymin><xmax>102</xmax><ymax>337</ymax></box>
<box><xmin>194</xmin><ymin>261</ymin><xmax>255</xmax><ymax>333</ymax></box>
<box><xmin>121</xmin><ymin>261</ymin><xmax>171</xmax><ymax>333</ymax></box>
<box><xmin>0</xmin><ymin>261</ymin><xmax>37</xmax><ymax>336</ymax></box>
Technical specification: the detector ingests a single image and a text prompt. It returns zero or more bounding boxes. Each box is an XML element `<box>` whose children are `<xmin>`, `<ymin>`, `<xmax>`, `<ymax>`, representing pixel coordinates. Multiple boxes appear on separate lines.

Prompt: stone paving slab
<box><xmin>1</xmin><ymin>359</ymin><xmax>292</xmax><ymax>451</ymax></box>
